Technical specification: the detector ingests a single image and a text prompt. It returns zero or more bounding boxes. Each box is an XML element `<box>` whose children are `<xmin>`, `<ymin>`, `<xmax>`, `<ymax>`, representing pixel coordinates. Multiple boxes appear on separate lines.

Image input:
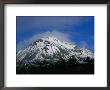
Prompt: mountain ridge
<box><xmin>17</xmin><ymin>36</ymin><xmax>94</xmax><ymax>68</ymax></box>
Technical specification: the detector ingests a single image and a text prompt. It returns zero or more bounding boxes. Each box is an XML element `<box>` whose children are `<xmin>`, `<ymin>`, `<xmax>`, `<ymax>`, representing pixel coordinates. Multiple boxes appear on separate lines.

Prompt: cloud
<box><xmin>78</xmin><ymin>41</ymin><xmax>88</xmax><ymax>49</ymax></box>
<box><xmin>16</xmin><ymin>16</ymin><xmax>94</xmax><ymax>51</ymax></box>
<box><xmin>78</xmin><ymin>41</ymin><xmax>94</xmax><ymax>51</ymax></box>
<box><xmin>17</xmin><ymin>31</ymin><xmax>94</xmax><ymax>52</ymax></box>
<box><xmin>17</xmin><ymin>31</ymin><xmax>75</xmax><ymax>51</ymax></box>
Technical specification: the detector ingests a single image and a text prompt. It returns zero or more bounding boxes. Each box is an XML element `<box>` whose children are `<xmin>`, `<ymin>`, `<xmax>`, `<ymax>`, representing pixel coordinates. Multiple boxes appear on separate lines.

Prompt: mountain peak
<box><xmin>17</xmin><ymin>36</ymin><xmax>94</xmax><ymax>68</ymax></box>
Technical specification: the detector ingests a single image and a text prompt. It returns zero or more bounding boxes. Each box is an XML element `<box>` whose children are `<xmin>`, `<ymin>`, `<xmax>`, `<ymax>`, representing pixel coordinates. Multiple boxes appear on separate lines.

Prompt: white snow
<box><xmin>17</xmin><ymin>36</ymin><xmax>94</xmax><ymax>64</ymax></box>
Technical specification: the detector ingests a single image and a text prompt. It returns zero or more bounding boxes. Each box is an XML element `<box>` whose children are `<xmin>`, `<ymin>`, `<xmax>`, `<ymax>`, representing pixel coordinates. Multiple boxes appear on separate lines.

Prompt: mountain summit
<box><xmin>17</xmin><ymin>36</ymin><xmax>94</xmax><ymax>68</ymax></box>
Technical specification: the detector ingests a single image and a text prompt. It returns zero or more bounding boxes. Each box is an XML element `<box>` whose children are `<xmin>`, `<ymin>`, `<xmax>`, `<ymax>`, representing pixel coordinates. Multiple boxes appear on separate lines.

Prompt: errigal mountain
<box><xmin>16</xmin><ymin>36</ymin><xmax>94</xmax><ymax>74</ymax></box>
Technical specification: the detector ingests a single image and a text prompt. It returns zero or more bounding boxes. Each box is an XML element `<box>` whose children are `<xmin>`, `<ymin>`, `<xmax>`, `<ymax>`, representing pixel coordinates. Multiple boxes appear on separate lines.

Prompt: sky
<box><xmin>16</xmin><ymin>16</ymin><xmax>94</xmax><ymax>51</ymax></box>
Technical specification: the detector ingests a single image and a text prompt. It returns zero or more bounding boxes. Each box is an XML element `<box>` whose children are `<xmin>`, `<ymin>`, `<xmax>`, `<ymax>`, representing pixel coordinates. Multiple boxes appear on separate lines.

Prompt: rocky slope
<box><xmin>16</xmin><ymin>36</ymin><xmax>94</xmax><ymax>69</ymax></box>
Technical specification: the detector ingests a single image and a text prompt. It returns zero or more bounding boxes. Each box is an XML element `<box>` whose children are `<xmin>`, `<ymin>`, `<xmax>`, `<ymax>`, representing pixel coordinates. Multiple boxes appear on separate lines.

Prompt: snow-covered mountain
<box><xmin>16</xmin><ymin>36</ymin><xmax>94</xmax><ymax>67</ymax></box>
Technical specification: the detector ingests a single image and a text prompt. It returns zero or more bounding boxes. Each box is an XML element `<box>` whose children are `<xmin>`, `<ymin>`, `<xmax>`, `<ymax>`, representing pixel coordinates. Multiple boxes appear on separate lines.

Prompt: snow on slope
<box><xmin>17</xmin><ymin>36</ymin><xmax>94</xmax><ymax>66</ymax></box>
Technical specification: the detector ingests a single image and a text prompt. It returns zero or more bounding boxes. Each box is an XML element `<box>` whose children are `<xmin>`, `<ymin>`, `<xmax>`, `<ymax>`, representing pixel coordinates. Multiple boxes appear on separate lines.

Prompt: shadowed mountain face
<box><xmin>16</xmin><ymin>36</ymin><xmax>94</xmax><ymax>74</ymax></box>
